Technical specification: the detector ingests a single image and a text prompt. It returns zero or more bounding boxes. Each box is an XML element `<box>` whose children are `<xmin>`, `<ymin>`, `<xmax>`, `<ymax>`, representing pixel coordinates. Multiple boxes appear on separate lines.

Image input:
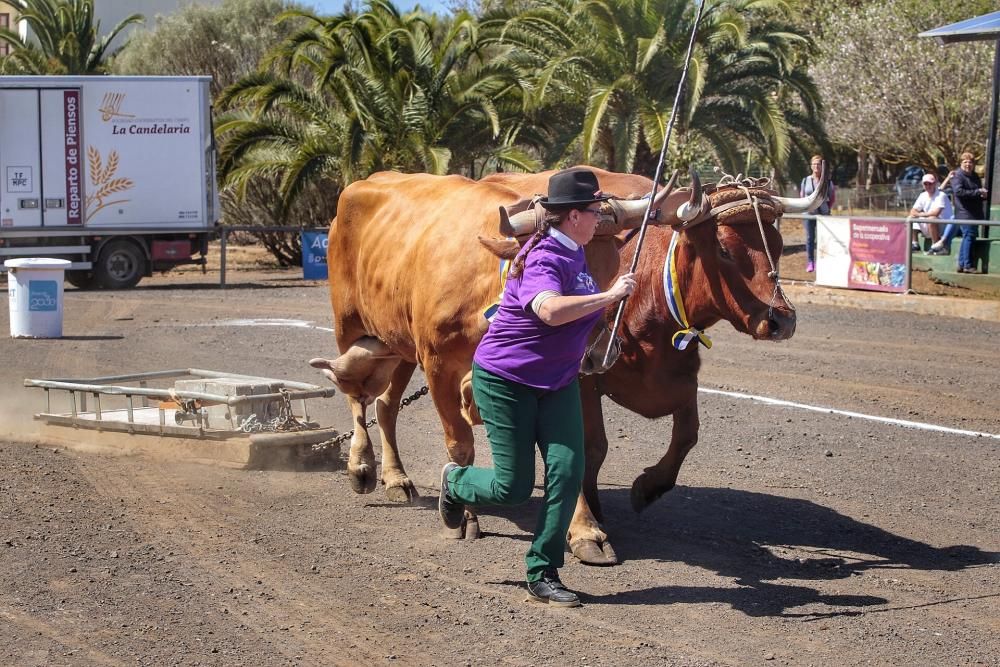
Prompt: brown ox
<box><xmin>311</xmin><ymin>167</ymin><xmax>826</xmax><ymax>562</ymax></box>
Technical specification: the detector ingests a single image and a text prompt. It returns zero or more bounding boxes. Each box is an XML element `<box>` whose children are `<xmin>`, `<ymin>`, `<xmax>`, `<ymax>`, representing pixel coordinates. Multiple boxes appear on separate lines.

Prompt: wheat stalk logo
<box><xmin>98</xmin><ymin>92</ymin><xmax>135</xmax><ymax>122</ymax></box>
<box><xmin>85</xmin><ymin>146</ymin><xmax>134</xmax><ymax>222</ymax></box>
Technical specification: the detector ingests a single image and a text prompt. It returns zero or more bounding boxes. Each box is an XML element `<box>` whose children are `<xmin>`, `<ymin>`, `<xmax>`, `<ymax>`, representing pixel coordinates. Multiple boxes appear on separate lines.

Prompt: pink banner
<box><xmin>64</xmin><ymin>90</ymin><xmax>82</xmax><ymax>224</ymax></box>
<box><xmin>847</xmin><ymin>218</ymin><xmax>908</xmax><ymax>292</ymax></box>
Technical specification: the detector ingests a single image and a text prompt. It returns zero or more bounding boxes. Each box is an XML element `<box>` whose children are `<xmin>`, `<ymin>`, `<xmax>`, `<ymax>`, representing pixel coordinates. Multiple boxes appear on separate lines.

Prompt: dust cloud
<box><xmin>0</xmin><ymin>385</ymin><xmax>44</xmax><ymax>445</ymax></box>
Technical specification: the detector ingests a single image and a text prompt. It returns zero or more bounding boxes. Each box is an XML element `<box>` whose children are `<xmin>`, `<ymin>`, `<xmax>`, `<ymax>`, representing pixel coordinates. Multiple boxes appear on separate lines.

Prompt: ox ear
<box><xmin>478</xmin><ymin>235</ymin><xmax>521</xmax><ymax>260</ymax></box>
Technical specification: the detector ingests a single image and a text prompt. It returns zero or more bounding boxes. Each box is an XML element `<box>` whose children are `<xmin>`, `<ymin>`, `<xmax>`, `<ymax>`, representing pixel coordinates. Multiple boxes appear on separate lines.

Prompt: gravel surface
<box><xmin>0</xmin><ymin>268</ymin><xmax>997</xmax><ymax>666</ymax></box>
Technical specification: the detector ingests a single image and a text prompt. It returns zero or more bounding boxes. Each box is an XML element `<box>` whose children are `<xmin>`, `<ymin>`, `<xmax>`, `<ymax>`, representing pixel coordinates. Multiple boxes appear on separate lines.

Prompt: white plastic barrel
<box><xmin>5</xmin><ymin>258</ymin><xmax>71</xmax><ymax>338</ymax></box>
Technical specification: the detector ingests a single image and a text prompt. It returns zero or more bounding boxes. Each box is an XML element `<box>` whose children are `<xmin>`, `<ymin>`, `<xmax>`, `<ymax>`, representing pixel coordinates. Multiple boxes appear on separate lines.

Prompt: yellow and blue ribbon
<box><xmin>662</xmin><ymin>232</ymin><xmax>712</xmax><ymax>351</ymax></box>
<box><xmin>483</xmin><ymin>256</ymin><xmax>513</xmax><ymax>322</ymax></box>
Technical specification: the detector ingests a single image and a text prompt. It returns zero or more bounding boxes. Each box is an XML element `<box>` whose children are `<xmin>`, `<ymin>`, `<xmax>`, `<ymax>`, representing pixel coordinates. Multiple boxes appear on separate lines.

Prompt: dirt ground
<box><xmin>0</xmin><ymin>248</ymin><xmax>998</xmax><ymax>666</ymax></box>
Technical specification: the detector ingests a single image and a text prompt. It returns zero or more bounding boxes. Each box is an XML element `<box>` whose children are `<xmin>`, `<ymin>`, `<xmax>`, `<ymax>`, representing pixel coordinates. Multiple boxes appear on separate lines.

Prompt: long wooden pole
<box><xmin>602</xmin><ymin>0</ymin><xmax>707</xmax><ymax>367</ymax></box>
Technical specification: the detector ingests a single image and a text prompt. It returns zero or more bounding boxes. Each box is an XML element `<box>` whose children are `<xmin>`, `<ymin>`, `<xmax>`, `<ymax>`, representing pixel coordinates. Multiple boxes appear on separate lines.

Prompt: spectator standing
<box><xmin>948</xmin><ymin>152</ymin><xmax>988</xmax><ymax>273</ymax></box>
<box><xmin>799</xmin><ymin>155</ymin><xmax>835</xmax><ymax>273</ymax></box>
<box><xmin>907</xmin><ymin>173</ymin><xmax>952</xmax><ymax>251</ymax></box>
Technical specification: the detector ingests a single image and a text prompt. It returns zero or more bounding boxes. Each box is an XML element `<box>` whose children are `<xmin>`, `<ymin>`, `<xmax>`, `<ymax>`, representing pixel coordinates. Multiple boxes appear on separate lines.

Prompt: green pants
<box><xmin>447</xmin><ymin>363</ymin><xmax>585</xmax><ymax>582</ymax></box>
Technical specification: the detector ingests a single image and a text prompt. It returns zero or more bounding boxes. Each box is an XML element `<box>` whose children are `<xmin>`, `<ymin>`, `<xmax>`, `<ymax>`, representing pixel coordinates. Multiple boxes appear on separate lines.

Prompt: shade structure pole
<box><xmin>985</xmin><ymin>38</ymin><xmax>1000</xmax><ymax>233</ymax></box>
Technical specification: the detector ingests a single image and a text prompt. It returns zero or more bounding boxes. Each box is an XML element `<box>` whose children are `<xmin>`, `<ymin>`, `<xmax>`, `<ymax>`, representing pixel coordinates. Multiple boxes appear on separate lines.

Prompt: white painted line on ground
<box><xmin>195</xmin><ymin>319</ymin><xmax>999</xmax><ymax>440</ymax></box>
<box><xmin>699</xmin><ymin>387</ymin><xmax>1000</xmax><ymax>441</ymax></box>
<box><xmin>205</xmin><ymin>318</ymin><xmax>335</xmax><ymax>333</ymax></box>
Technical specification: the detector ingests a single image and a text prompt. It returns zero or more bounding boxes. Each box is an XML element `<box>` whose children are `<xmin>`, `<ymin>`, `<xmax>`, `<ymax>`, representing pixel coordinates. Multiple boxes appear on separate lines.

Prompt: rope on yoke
<box><xmin>718</xmin><ymin>169</ymin><xmax>796</xmax><ymax>320</ymax></box>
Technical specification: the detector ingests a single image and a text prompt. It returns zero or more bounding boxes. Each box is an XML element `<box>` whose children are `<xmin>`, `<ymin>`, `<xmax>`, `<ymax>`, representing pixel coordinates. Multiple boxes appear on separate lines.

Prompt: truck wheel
<box><xmin>95</xmin><ymin>240</ymin><xmax>146</xmax><ymax>289</ymax></box>
<box><xmin>65</xmin><ymin>270</ymin><xmax>98</xmax><ymax>290</ymax></box>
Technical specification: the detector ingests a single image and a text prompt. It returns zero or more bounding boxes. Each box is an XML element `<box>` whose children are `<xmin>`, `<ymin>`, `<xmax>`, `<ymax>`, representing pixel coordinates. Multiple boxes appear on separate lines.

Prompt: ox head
<box><xmin>661</xmin><ymin>163</ymin><xmax>829</xmax><ymax>341</ymax></box>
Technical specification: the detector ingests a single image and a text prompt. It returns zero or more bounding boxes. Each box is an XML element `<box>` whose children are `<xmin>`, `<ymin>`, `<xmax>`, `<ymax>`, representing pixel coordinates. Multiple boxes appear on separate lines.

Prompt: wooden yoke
<box><xmin>498</xmin><ymin>197</ymin><xmax>635</xmax><ymax>239</ymax></box>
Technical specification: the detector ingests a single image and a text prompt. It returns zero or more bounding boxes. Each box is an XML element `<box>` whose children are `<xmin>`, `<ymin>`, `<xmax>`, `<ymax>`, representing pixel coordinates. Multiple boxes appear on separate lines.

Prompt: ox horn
<box><xmin>611</xmin><ymin>198</ymin><xmax>651</xmax><ymax>227</ymax></box>
<box><xmin>611</xmin><ymin>170</ymin><xmax>681</xmax><ymax>228</ymax></box>
<box><xmin>499</xmin><ymin>206</ymin><xmax>538</xmax><ymax>237</ymax></box>
<box><xmin>675</xmin><ymin>168</ymin><xmax>705</xmax><ymax>221</ymax></box>
<box><xmin>774</xmin><ymin>160</ymin><xmax>829</xmax><ymax>213</ymax></box>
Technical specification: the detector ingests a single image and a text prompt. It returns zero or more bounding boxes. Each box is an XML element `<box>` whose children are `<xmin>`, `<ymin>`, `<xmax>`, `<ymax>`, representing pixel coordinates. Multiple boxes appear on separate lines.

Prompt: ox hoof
<box><xmin>440</xmin><ymin>515</ymin><xmax>480</xmax><ymax>540</ymax></box>
<box><xmin>348</xmin><ymin>465</ymin><xmax>379</xmax><ymax>495</ymax></box>
<box><xmin>629</xmin><ymin>474</ymin><xmax>666</xmax><ymax>514</ymax></box>
<box><xmin>570</xmin><ymin>538</ymin><xmax>619</xmax><ymax>566</ymax></box>
<box><xmin>442</xmin><ymin>523</ymin><xmax>466</xmax><ymax>540</ymax></box>
<box><xmin>384</xmin><ymin>481</ymin><xmax>418</xmax><ymax>504</ymax></box>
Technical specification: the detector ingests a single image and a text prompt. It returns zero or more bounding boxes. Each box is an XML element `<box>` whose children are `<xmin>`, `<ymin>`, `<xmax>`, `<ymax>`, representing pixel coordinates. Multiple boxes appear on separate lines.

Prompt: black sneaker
<box><xmin>926</xmin><ymin>246</ymin><xmax>949</xmax><ymax>256</ymax></box>
<box><xmin>526</xmin><ymin>569</ymin><xmax>581</xmax><ymax>608</ymax></box>
<box><xmin>438</xmin><ymin>462</ymin><xmax>464</xmax><ymax>529</ymax></box>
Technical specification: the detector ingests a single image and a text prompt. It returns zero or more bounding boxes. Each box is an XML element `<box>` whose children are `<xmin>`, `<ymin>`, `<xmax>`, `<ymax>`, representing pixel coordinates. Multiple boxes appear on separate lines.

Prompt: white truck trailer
<box><xmin>0</xmin><ymin>75</ymin><xmax>219</xmax><ymax>288</ymax></box>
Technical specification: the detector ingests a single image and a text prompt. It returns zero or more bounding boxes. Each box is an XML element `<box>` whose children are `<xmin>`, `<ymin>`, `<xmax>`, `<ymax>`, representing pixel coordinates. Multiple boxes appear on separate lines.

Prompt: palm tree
<box><xmin>0</xmin><ymin>0</ymin><xmax>142</xmax><ymax>75</ymax></box>
<box><xmin>217</xmin><ymin>0</ymin><xmax>536</xmax><ymax>212</ymax></box>
<box><xmin>483</xmin><ymin>0</ymin><xmax>827</xmax><ymax>178</ymax></box>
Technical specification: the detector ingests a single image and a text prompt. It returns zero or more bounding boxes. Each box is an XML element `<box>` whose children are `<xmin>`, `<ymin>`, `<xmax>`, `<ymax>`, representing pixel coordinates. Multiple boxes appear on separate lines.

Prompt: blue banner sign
<box><xmin>302</xmin><ymin>231</ymin><xmax>328</xmax><ymax>280</ymax></box>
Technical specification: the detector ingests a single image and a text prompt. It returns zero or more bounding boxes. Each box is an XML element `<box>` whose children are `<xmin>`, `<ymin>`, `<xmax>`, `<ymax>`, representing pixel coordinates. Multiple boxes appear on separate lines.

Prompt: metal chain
<box><xmin>311</xmin><ymin>385</ymin><xmax>429</xmax><ymax>453</ymax></box>
<box><xmin>239</xmin><ymin>388</ymin><xmax>308</xmax><ymax>433</ymax></box>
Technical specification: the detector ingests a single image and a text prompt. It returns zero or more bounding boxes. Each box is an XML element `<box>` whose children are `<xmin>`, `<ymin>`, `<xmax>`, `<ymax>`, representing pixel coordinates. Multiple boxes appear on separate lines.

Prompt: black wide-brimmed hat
<box><xmin>539</xmin><ymin>168</ymin><xmax>610</xmax><ymax>209</ymax></box>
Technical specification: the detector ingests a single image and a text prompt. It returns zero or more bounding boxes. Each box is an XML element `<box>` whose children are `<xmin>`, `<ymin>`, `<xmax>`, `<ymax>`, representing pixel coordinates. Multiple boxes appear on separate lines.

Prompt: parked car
<box><xmin>894</xmin><ymin>165</ymin><xmax>925</xmax><ymax>207</ymax></box>
<box><xmin>894</xmin><ymin>164</ymin><xmax>952</xmax><ymax>208</ymax></box>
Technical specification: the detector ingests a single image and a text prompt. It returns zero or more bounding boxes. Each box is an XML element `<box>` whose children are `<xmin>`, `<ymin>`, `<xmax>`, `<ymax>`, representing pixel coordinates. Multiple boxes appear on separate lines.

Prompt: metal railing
<box><xmin>782</xmin><ymin>213</ymin><xmax>1000</xmax><ymax>231</ymax></box>
<box><xmin>783</xmin><ymin>212</ymin><xmax>1000</xmax><ymax>224</ymax></box>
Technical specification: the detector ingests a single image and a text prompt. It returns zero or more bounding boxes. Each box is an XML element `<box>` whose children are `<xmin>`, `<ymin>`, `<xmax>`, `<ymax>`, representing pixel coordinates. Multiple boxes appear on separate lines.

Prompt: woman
<box><xmin>799</xmin><ymin>155</ymin><xmax>835</xmax><ymax>273</ymax></box>
<box><xmin>438</xmin><ymin>167</ymin><xmax>636</xmax><ymax>608</ymax></box>
<box><xmin>948</xmin><ymin>152</ymin><xmax>987</xmax><ymax>273</ymax></box>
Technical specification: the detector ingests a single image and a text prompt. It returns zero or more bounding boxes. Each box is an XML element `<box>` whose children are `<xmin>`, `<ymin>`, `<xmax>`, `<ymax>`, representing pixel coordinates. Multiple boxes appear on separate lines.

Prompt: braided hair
<box><xmin>507</xmin><ymin>208</ymin><xmax>571</xmax><ymax>279</ymax></box>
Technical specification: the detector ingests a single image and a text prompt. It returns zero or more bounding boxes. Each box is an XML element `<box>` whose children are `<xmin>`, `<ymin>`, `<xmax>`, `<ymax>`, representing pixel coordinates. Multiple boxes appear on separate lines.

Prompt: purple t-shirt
<box><xmin>474</xmin><ymin>235</ymin><xmax>604</xmax><ymax>390</ymax></box>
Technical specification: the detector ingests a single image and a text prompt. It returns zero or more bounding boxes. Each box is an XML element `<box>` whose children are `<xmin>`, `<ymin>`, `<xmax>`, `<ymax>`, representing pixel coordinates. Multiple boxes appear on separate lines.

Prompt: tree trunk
<box><xmin>856</xmin><ymin>148</ymin><xmax>868</xmax><ymax>192</ymax></box>
<box><xmin>867</xmin><ymin>152</ymin><xmax>879</xmax><ymax>190</ymax></box>
<box><xmin>632</xmin><ymin>138</ymin><xmax>661</xmax><ymax>178</ymax></box>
